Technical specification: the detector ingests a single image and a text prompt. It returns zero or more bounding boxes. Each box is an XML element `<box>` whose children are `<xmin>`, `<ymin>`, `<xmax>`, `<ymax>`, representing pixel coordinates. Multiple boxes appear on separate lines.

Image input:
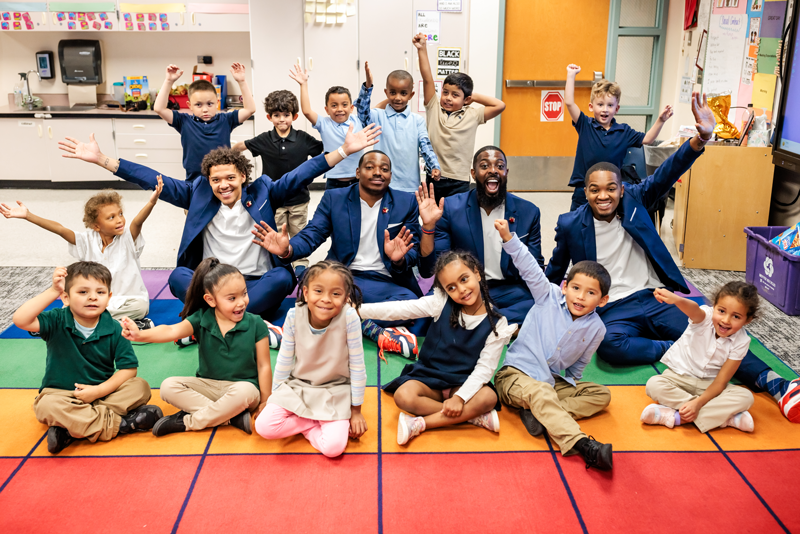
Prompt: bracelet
<box><xmin>421</xmin><ymin>227</ymin><xmax>435</xmax><ymax>235</ymax></box>
<box><xmin>279</xmin><ymin>245</ymin><xmax>292</xmax><ymax>260</ymax></box>
<box><xmin>337</xmin><ymin>146</ymin><xmax>348</xmax><ymax>159</ymax></box>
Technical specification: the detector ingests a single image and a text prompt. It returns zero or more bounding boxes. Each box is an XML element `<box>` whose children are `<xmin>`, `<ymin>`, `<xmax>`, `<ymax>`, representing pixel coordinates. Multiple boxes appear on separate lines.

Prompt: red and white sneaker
<box><xmin>264</xmin><ymin>321</ymin><xmax>283</xmax><ymax>350</ymax></box>
<box><xmin>377</xmin><ymin>327</ymin><xmax>418</xmax><ymax>362</ymax></box>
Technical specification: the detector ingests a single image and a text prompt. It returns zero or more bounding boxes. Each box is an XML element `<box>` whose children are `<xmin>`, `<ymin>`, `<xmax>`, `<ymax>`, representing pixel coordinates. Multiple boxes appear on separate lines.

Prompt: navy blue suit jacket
<box><xmin>288</xmin><ymin>184</ymin><xmax>423</xmax><ymax>296</ymax></box>
<box><xmin>545</xmin><ymin>141</ymin><xmax>705</xmax><ymax>293</ymax></box>
<box><xmin>115</xmin><ymin>154</ymin><xmax>331</xmax><ymax>271</ymax></box>
<box><xmin>419</xmin><ymin>190</ymin><xmax>544</xmax><ymax>280</ymax></box>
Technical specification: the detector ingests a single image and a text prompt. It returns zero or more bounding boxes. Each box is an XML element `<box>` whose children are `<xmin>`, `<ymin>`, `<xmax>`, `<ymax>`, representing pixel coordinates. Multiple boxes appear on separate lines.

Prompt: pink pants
<box><xmin>255</xmin><ymin>403</ymin><xmax>350</xmax><ymax>458</ymax></box>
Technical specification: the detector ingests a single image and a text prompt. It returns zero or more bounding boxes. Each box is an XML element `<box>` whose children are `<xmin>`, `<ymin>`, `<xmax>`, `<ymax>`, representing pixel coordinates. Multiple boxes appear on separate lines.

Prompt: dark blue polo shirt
<box><xmin>170</xmin><ymin>109</ymin><xmax>241</xmax><ymax>182</ymax></box>
<box><xmin>569</xmin><ymin>111</ymin><xmax>645</xmax><ymax>187</ymax></box>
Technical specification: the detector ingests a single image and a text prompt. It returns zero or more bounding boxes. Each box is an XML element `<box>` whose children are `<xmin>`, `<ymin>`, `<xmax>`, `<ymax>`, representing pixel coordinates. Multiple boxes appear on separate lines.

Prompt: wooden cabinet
<box><xmin>672</xmin><ymin>146</ymin><xmax>774</xmax><ymax>271</ymax></box>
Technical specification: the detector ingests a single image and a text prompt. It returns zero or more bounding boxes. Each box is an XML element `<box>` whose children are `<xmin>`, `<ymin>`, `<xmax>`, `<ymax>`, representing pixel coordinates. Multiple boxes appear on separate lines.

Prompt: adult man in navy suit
<box><xmin>418</xmin><ymin>145</ymin><xmax>544</xmax><ymax>324</ymax></box>
<box><xmin>545</xmin><ymin>92</ymin><xmax>785</xmax><ymax>397</ymax></box>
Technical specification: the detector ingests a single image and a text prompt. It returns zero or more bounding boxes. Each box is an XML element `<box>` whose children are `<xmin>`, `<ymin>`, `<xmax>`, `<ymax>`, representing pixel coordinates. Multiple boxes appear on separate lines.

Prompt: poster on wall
<box><xmin>436</xmin><ymin>47</ymin><xmax>461</xmax><ymax>79</ymax></box>
<box><xmin>438</xmin><ymin>0</ymin><xmax>462</xmax><ymax>11</ymax></box>
<box><xmin>418</xmin><ymin>80</ymin><xmax>442</xmax><ymax>112</ymax></box>
<box><xmin>749</xmin><ymin>0</ymin><xmax>762</xmax><ymax>12</ymax></box>
<box><xmin>416</xmin><ymin>10</ymin><xmax>440</xmax><ymax>42</ymax></box>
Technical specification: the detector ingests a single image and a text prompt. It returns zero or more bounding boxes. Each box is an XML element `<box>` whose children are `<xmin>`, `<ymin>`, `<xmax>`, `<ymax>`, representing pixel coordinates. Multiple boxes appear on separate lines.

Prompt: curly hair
<box><xmin>713</xmin><ymin>281</ymin><xmax>761</xmax><ymax>320</ymax></box>
<box><xmin>200</xmin><ymin>147</ymin><xmax>254</xmax><ymax>182</ymax></box>
<box><xmin>264</xmin><ymin>89</ymin><xmax>299</xmax><ymax>115</ymax></box>
<box><xmin>83</xmin><ymin>189</ymin><xmax>122</xmax><ymax>228</ymax></box>
<box><xmin>432</xmin><ymin>250</ymin><xmax>503</xmax><ymax>336</ymax></box>
<box><xmin>590</xmin><ymin>79</ymin><xmax>622</xmax><ymax>103</ymax></box>
<box><xmin>296</xmin><ymin>260</ymin><xmax>363</xmax><ymax>310</ymax></box>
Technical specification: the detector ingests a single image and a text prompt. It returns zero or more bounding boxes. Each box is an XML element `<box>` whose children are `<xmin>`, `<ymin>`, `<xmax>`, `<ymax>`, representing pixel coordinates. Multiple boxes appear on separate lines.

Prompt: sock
<box><xmin>674</xmin><ymin>411</ymin><xmax>681</xmax><ymax>426</ymax></box>
<box><xmin>361</xmin><ymin>319</ymin><xmax>383</xmax><ymax>343</ymax></box>
<box><xmin>756</xmin><ymin>370</ymin><xmax>789</xmax><ymax>401</ymax></box>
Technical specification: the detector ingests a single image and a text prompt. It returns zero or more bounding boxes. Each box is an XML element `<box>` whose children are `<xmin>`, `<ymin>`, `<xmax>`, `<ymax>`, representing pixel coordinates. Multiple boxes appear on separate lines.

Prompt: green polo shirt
<box><xmin>186</xmin><ymin>308</ymin><xmax>269</xmax><ymax>388</ymax></box>
<box><xmin>37</xmin><ymin>307</ymin><xmax>139</xmax><ymax>392</ymax></box>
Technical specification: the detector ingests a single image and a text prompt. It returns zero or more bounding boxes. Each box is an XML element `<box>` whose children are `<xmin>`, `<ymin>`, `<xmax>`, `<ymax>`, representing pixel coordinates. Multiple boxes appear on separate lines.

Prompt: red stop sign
<box><xmin>541</xmin><ymin>91</ymin><xmax>564</xmax><ymax>121</ymax></box>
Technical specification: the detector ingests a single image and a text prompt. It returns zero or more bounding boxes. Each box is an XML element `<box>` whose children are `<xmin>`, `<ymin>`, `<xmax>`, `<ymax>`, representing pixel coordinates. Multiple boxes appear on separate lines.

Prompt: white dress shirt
<box><xmin>480</xmin><ymin>203</ymin><xmax>506</xmax><ymax>281</ymax></box>
<box><xmin>202</xmin><ymin>201</ymin><xmax>271</xmax><ymax>276</ymax></box>
<box><xmin>349</xmin><ymin>198</ymin><xmax>390</xmax><ymax>276</ymax></box>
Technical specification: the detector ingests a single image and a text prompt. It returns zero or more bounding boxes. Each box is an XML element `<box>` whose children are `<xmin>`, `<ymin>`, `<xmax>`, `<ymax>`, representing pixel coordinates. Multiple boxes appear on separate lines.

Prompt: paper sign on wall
<box><xmin>418</xmin><ymin>80</ymin><xmax>442</xmax><ymax>112</ymax></box>
<box><xmin>679</xmin><ymin>76</ymin><xmax>694</xmax><ymax>103</ymax></box>
<box><xmin>438</xmin><ymin>0</ymin><xmax>462</xmax><ymax>11</ymax></box>
<box><xmin>541</xmin><ymin>90</ymin><xmax>564</xmax><ymax>122</ymax></box>
<box><xmin>436</xmin><ymin>47</ymin><xmax>461</xmax><ymax>79</ymax></box>
<box><xmin>416</xmin><ymin>10</ymin><xmax>440</xmax><ymax>42</ymax></box>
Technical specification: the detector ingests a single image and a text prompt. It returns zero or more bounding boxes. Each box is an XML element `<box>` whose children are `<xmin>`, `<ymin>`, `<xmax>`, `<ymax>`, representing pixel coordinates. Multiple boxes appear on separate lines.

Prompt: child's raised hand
<box><xmin>120</xmin><ymin>316</ymin><xmax>141</xmax><ymax>341</ymax></box>
<box><xmin>52</xmin><ymin>266</ymin><xmax>67</xmax><ymax>294</ymax></box>
<box><xmin>364</xmin><ymin>60</ymin><xmax>373</xmax><ymax>88</ymax></box>
<box><xmin>58</xmin><ymin>133</ymin><xmax>102</xmax><ymax>164</ymax></box>
<box><xmin>149</xmin><ymin>175</ymin><xmax>164</xmax><ymax>205</ymax></box>
<box><xmin>342</xmin><ymin>122</ymin><xmax>381</xmax><ymax>154</ymax></box>
<box><xmin>441</xmin><ymin>396</ymin><xmax>465</xmax><ymax>418</ymax></box>
<box><xmin>165</xmin><ymin>64</ymin><xmax>183</xmax><ymax>82</ymax></box>
<box><xmin>349</xmin><ymin>411</ymin><xmax>367</xmax><ymax>439</ymax></box>
<box><xmin>415</xmin><ymin>183</ymin><xmax>444</xmax><ymax>228</ymax></box>
<box><xmin>567</xmin><ymin>64</ymin><xmax>581</xmax><ymax>77</ymax></box>
<box><xmin>412</xmin><ymin>33</ymin><xmax>427</xmax><ymax>50</ymax></box>
<box><xmin>494</xmin><ymin>219</ymin><xmax>512</xmax><ymax>242</ymax></box>
<box><xmin>679</xmin><ymin>399</ymin><xmax>701</xmax><ymax>423</ymax></box>
<box><xmin>691</xmin><ymin>92</ymin><xmax>715</xmax><ymax>140</ymax></box>
<box><xmin>659</xmin><ymin>105</ymin><xmax>674</xmax><ymax>122</ymax></box>
<box><xmin>288</xmin><ymin>64</ymin><xmax>309</xmax><ymax>86</ymax></box>
<box><xmin>230</xmin><ymin>62</ymin><xmax>246</xmax><ymax>83</ymax></box>
<box><xmin>653</xmin><ymin>288</ymin><xmax>680</xmax><ymax>305</ymax></box>
<box><xmin>0</xmin><ymin>200</ymin><xmax>29</xmax><ymax>220</ymax></box>
<box><xmin>74</xmin><ymin>383</ymin><xmax>102</xmax><ymax>403</ymax></box>
<box><xmin>252</xmin><ymin>221</ymin><xmax>291</xmax><ymax>257</ymax></box>
<box><xmin>384</xmin><ymin>227</ymin><xmax>414</xmax><ymax>263</ymax></box>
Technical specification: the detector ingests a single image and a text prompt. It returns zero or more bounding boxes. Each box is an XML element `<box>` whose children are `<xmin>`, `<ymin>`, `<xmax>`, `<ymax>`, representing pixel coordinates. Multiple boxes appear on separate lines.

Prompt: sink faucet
<box><xmin>19</xmin><ymin>70</ymin><xmax>41</xmax><ymax>110</ymax></box>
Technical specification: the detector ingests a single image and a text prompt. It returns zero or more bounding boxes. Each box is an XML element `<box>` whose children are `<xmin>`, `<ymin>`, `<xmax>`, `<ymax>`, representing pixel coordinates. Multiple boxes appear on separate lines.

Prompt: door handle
<box><xmin>134</xmin><ymin>139</ymin><xmax>147</xmax><ymax>144</ymax></box>
<box><xmin>179</xmin><ymin>12</ymin><xmax>184</xmax><ymax>25</ymax></box>
<box><xmin>192</xmin><ymin>12</ymin><xmax>196</xmax><ymax>25</ymax></box>
<box><xmin>308</xmin><ymin>57</ymin><xmax>313</xmax><ymax>70</ymax></box>
<box><xmin>47</xmin><ymin>126</ymin><xmax>53</xmax><ymax>139</ymax></box>
<box><xmin>37</xmin><ymin>125</ymin><xmax>42</xmax><ymax>138</ymax></box>
<box><xmin>133</xmin><ymin>124</ymin><xmax>145</xmax><ymax>129</ymax></box>
<box><xmin>135</xmin><ymin>154</ymin><xmax>148</xmax><ymax>158</ymax></box>
<box><xmin>51</xmin><ymin>12</ymin><xmax>58</xmax><ymax>25</ymax></box>
<box><xmin>506</xmin><ymin>72</ymin><xmax>603</xmax><ymax>88</ymax></box>
<box><xmin>404</xmin><ymin>57</ymin><xmax>409</xmax><ymax>70</ymax></box>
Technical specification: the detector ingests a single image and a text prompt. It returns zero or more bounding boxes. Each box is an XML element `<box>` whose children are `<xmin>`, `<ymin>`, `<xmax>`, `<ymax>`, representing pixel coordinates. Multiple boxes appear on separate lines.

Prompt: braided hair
<box><xmin>432</xmin><ymin>250</ymin><xmax>503</xmax><ymax>337</ymax></box>
<box><xmin>297</xmin><ymin>260</ymin><xmax>363</xmax><ymax>310</ymax></box>
<box><xmin>180</xmin><ymin>257</ymin><xmax>243</xmax><ymax>319</ymax></box>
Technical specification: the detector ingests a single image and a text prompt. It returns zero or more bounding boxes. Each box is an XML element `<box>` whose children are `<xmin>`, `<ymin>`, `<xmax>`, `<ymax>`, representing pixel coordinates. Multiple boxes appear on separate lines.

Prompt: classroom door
<box><xmin>500</xmin><ymin>0</ymin><xmax>611</xmax><ymax>191</ymax></box>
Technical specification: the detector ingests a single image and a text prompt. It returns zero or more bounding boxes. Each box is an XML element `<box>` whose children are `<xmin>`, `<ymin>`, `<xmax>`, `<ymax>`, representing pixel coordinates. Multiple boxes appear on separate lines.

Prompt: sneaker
<box><xmin>779</xmin><ymin>378</ymin><xmax>800</xmax><ymax>423</ymax></box>
<box><xmin>519</xmin><ymin>409</ymin><xmax>545</xmax><ymax>437</ymax></box>
<box><xmin>46</xmin><ymin>426</ymin><xmax>75</xmax><ymax>454</ymax></box>
<box><xmin>152</xmin><ymin>411</ymin><xmax>188</xmax><ymax>437</ymax></box>
<box><xmin>28</xmin><ymin>330</ymin><xmax>41</xmax><ymax>338</ymax></box>
<box><xmin>467</xmin><ymin>409</ymin><xmax>500</xmax><ymax>433</ymax></box>
<box><xmin>397</xmin><ymin>412</ymin><xmax>425</xmax><ymax>445</ymax></box>
<box><xmin>264</xmin><ymin>321</ymin><xmax>283</xmax><ymax>350</ymax></box>
<box><xmin>119</xmin><ymin>404</ymin><xmax>164</xmax><ymax>434</ymax></box>
<box><xmin>640</xmin><ymin>404</ymin><xmax>678</xmax><ymax>429</ymax></box>
<box><xmin>174</xmin><ymin>335</ymin><xmax>197</xmax><ymax>348</ymax></box>
<box><xmin>573</xmin><ymin>436</ymin><xmax>613</xmax><ymax>470</ymax></box>
<box><xmin>720</xmin><ymin>410</ymin><xmax>755</xmax><ymax>433</ymax></box>
<box><xmin>229</xmin><ymin>409</ymin><xmax>252</xmax><ymax>434</ymax></box>
<box><xmin>134</xmin><ymin>318</ymin><xmax>155</xmax><ymax>330</ymax></box>
<box><xmin>378</xmin><ymin>327</ymin><xmax>418</xmax><ymax>361</ymax></box>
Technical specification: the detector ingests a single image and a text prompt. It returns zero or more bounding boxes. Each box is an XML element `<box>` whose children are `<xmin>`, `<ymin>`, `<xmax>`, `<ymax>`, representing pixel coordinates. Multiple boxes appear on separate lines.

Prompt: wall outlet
<box><xmin>197</xmin><ymin>55</ymin><xmax>213</xmax><ymax>65</ymax></box>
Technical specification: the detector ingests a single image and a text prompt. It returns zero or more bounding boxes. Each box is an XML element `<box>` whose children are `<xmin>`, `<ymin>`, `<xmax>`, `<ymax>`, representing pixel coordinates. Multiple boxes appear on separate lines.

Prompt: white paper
<box><xmin>438</xmin><ymin>0</ymin><xmax>462</xmax><ymax>11</ymax></box>
<box><xmin>346</xmin><ymin>5</ymin><xmax>356</xmax><ymax>16</ymax></box>
<box><xmin>679</xmin><ymin>76</ymin><xmax>693</xmax><ymax>103</ymax></box>
<box><xmin>416</xmin><ymin>11</ymin><xmax>440</xmax><ymax>43</ymax></box>
<box><xmin>305</xmin><ymin>1</ymin><xmax>315</xmax><ymax>13</ymax></box>
<box><xmin>704</xmin><ymin>14</ymin><xmax>747</xmax><ymax>121</ymax></box>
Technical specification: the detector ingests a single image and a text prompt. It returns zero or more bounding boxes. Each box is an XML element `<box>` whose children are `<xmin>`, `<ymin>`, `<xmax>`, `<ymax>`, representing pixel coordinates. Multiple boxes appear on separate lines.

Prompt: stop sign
<box><xmin>541</xmin><ymin>91</ymin><xmax>564</xmax><ymax>122</ymax></box>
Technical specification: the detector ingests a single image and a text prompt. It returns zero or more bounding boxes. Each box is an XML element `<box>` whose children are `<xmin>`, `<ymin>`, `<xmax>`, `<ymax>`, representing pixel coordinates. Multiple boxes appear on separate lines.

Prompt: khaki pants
<box><xmin>645</xmin><ymin>369</ymin><xmax>754</xmax><ymax>433</ymax></box>
<box><xmin>108</xmin><ymin>297</ymin><xmax>150</xmax><ymax>321</ymax></box>
<box><xmin>160</xmin><ymin>377</ymin><xmax>261</xmax><ymax>431</ymax></box>
<box><xmin>33</xmin><ymin>377</ymin><xmax>151</xmax><ymax>442</ymax></box>
<box><xmin>275</xmin><ymin>202</ymin><xmax>309</xmax><ymax>269</ymax></box>
<box><xmin>495</xmin><ymin>366</ymin><xmax>611</xmax><ymax>454</ymax></box>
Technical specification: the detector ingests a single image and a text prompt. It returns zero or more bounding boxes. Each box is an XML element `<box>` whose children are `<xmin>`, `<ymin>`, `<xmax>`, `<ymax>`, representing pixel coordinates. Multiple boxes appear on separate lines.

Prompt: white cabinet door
<box><xmin>187</xmin><ymin>12</ymin><xmax>248</xmax><ymax>31</ymax></box>
<box><xmin>0</xmin><ymin>119</ymin><xmax>50</xmax><ymax>180</ymax></box>
<box><xmin>46</xmin><ymin>119</ymin><xmax>117</xmax><ymax>182</ymax></box>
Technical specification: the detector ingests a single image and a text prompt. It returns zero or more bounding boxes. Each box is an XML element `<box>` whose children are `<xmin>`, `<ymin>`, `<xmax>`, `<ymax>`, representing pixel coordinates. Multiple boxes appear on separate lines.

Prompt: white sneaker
<box><xmin>720</xmin><ymin>410</ymin><xmax>755</xmax><ymax>433</ymax></box>
<box><xmin>397</xmin><ymin>412</ymin><xmax>425</xmax><ymax>445</ymax></box>
<box><xmin>263</xmin><ymin>320</ymin><xmax>283</xmax><ymax>350</ymax></box>
<box><xmin>467</xmin><ymin>409</ymin><xmax>500</xmax><ymax>433</ymax></box>
<box><xmin>640</xmin><ymin>404</ymin><xmax>677</xmax><ymax>429</ymax></box>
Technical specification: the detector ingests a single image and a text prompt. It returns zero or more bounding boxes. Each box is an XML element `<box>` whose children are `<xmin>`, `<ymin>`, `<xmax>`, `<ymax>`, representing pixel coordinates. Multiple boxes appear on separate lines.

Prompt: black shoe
<box><xmin>152</xmin><ymin>411</ymin><xmax>188</xmax><ymax>437</ymax></box>
<box><xmin>229</xmin><ymin>410</ymin><xmax>252</xmax><ymax>434</ymax></box>
<box><xmin>134</xmin><ymin>318</ymin><xmax>155</xmax><ymax>330</ymax></box>
<box><xmin>573</xmin><ymin>436</ymin><xmax>613</xmax><ymax>470</ymax></box>
<box><xmin>47</xmin><ymin>426</ymin><xmax>75</xmax><ymax>454</ymax></box>
<box><xmin>519</xmin><ymin>409</ymin><xmax>545</xmax><ymax>437</ymax></box>
<box><xmin>28</xmin><ymin>330</ymin><xmax>41</xmax><ymax>338</ymax></box>
<box><xmin>119</xmin><ymin>404</ymin><xmax>164</xmax><ymax>434</ymax></box>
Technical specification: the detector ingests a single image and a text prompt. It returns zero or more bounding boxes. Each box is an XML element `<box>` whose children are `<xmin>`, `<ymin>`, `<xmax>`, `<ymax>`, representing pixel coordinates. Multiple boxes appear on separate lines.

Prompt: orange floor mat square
<box><xmin>0</xmin><ymin>389</ymin><xmax>46</xmax><ymax>457</ymax></box>
<box><xmin>707</xmin><ymin>392</ymin><xmax>800</xmax><ymax>451</ymax></box>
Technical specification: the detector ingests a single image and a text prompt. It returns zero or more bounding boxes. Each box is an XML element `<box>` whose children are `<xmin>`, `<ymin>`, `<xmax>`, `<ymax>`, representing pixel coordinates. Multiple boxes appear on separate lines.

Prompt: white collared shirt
<box><xmin>594</xmin><ymin>215</ymin><xmax>662</xmax><ymax>302</ymax></box>
<box><xmin>661</xmin><ymin>305</ymin><xmax>751</xmax><ymax>379</ymax></box>
<box><xmin>480</xmin><ymin>202</ymin><xmax>506</xmax><ymax>281</ymax></box>
<box><xmin>202</xmin><ymin>200</ymin><xmax>271</xmax><ymax>276</ymax></box>
<box><xmin>349</xmin><ymin>198</ymin><xmax>390</xmax><ymax>276</ymax></box>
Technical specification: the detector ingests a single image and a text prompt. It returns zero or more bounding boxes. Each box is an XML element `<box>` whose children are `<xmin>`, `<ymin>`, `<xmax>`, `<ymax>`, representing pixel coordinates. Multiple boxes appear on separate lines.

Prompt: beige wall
<box><xmin>467</xmin><ymin>0</ymin><xmax>501</xmax><ymax>148</ymax></box>
<box><xmin>659</xmin><ymin>0</ymin><xmax>697</xmax><ymax>141</ymax></box>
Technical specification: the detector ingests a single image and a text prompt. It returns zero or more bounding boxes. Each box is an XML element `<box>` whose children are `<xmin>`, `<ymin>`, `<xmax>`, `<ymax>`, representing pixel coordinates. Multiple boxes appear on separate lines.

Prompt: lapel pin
<box><xmin>382</xmin><ymin>207</ymin><xmax>388</xmax><ymax>213</ymax></box>
<box><xmin>509</xmin><ymin>217</ymin><xmax>515</xmax><ymax>223</ymax></box>
<box><xmin>246</xmin><ymin>201</ymin><xmax>252</xmax><ymax>208</ymax></box>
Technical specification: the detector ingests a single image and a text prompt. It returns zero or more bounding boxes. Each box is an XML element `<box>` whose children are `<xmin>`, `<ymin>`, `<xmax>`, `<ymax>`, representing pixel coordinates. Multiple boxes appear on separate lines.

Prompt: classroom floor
<box><xmin>0</xmin><ymin>271</ymin><xmax>798</xmax><ymax>533</ymax></box>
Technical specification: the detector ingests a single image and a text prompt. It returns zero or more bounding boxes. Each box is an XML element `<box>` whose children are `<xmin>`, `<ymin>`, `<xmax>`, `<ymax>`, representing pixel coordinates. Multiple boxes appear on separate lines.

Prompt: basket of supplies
<box><xmin>744</xmin><ymin>226</ymin><xmax>800</xmax><ymax>315</ymax></box>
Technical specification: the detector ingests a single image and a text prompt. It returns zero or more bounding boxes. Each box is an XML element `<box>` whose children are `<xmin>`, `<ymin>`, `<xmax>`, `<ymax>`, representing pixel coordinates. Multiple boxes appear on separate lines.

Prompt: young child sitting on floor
<box><xmin>255</xmin><ymin>261</ymin><xmax>367</xmax><ymax>458</ymax></box>
<box><xmin>13</xmin><ymin>263</ymin><xmax>162</xmax><ymax>454</ymax></box>
<box><xmin>641</xmin><ymin>282</ymin><xmax>761</xmax><ymax>433</ymax></box>
<box><xmin>1</xmin><ymin>180</ymin><xmax>163</xmax><ymax>328</ymax></box>
<box><xmin>121</xmin><ymin>258</ymin><xmax>272</xmax><ymax>437</ymax></box>
<box><xmin>493</xmin><ymin>219</ymin><xmax>615</xmax><ymax>471</ymax></box>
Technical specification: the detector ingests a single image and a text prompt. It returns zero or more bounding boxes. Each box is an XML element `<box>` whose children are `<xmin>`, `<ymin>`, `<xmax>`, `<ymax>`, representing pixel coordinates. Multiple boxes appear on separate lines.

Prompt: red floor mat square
<box><xmin>728</xmin><ymin>451</ymin><xmax>800</xmax><ymax>533</ymax></box>
<box><xmin>557</xmin><ymin>452</ymin><xmax>787</xmax><ymax>533</ymax></box>
<box><xmin>0</xmin><ymin>459</ymin><xmax>22</xmax><ymax>488</ymax></box>
<box><xmin>177</xmin><ymin>454</ymin><xmax>378</xmax><ymax>533</ymax></box>
<box><xmin>0</xmin><ymin>456</ymin><xmax>200</xmax><ymax>533</ymax></box>
<box><xmin>382</xmin><ymin>453</ymin><xmax>582</xmax><ymax>534</ymax></box>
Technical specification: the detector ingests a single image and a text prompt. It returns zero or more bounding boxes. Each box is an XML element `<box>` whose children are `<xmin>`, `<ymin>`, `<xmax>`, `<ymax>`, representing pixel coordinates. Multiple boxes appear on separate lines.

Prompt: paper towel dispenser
<box><xmin>58</xmin><ymin>40</ymin><xmax>102</xmax><ymax>85</ymax></box>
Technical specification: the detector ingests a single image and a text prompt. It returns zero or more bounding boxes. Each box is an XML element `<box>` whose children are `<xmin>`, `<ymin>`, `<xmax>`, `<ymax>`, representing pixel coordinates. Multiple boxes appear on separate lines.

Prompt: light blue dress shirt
<box><xmin>313</xmin><ymin>114</ymin><xmax>364</xmax><ymax>179</ymax></box>
<box><xmin>502</xmin><ymin>234</ymin><xmax>606</xmax><ymax>386</ymax></box>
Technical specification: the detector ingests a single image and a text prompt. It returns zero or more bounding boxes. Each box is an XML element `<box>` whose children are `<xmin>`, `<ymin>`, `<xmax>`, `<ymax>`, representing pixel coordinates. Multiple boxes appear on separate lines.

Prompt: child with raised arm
<box><xmin>353</xmin><ymin>61</ymin><xmax>441</xmax><ymax>192</ymax></box>
<box><xmin>564</xmin><ymin>63</ymin><xmax>673</xmax><ymax>211</ymax></box>
<box><xmin>414</xmin><ymin>33</ymin><xmax>506</xmax><ymax>203</ymax></box>
<box><xmin>13</xmin><ymin>263</ymin><xmax>162</xmax><ymax>454</ymax></box>
<box><xmin>121</xmin><ymin>258</ymin><xmax>272</xmax><ymax>437</ymax></box>
<box><xmin>289</xmin><ymin>64</ymin><xmax>365</xmax><ymax>189</ymax></box>
<box><xmin>153</xmin><ymin>62</ymin><xmax>257</xmax><ymax>182</ymax></box>
<box><xmin>1</xmin><ymin>180</ymin><xmax>163</xmax><ymax>328</ymax></box>
<box><xmin>493</xmin><ymin>218</ymin><xmax>614</xmax><ymax>471</ymax></box>
<box><xmin>641</xmin><ymin>282</ymin><xmax>761</xmax><ymax>433</ymax></box>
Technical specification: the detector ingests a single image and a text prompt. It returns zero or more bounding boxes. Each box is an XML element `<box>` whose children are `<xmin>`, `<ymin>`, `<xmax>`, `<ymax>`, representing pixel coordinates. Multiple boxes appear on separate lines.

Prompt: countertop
<box><xmin>0</xmin><ymin>106</ymin><xmax>251</xmax><ymax>120</ymax></box>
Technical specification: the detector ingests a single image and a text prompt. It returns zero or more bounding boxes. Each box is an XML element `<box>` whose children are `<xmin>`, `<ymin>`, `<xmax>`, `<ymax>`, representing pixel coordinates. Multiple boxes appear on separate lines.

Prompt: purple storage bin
<box><xmin>744</xmin><ymin>226</ymin><xmax>800</xmax><ymax>315</ymax></box>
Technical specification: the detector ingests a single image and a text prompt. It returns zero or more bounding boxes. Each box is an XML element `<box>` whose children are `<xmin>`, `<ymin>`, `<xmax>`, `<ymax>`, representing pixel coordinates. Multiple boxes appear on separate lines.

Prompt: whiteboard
<box><xmin>704</xmin><ymin>13</ymin><xmax>748</xmax><ymax>121</ymax></box>
<box><xmin>694</xmin><ymin>0</ymin><xmax>714</xmax><ymax>77</ymax></box>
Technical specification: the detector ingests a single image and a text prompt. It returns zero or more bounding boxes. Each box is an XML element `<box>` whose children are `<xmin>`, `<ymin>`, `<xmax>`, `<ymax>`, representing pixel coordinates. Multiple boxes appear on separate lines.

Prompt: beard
<box><xmin>476</xmin><ymin>178</ymin><xmax>507</xmax><ymax>212</ymax></box>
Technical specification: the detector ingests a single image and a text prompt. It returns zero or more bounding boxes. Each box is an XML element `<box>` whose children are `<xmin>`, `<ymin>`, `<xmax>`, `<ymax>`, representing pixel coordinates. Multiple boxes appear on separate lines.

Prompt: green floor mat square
<box><xmin>0</xmin><ymin>339</ymin><xmax>47</xmax><ymax>388</ymax></box>
<box><xmin>749</xmin><ymin>335</ymin><xmax>799</xmax><ymax>380</ymax></box>
<box><xmin>581</xmin><ymin>355</ymin><xmax>660</xmax><ymax>385</ymax></box>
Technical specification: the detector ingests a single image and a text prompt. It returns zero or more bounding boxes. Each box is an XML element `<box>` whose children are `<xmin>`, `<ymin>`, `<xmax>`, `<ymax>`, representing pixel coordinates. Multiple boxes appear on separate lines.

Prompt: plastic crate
<box><xmin>744</xmin><ymin>226</ymin><xmax>800</xmax><ymax>315</ymax></box>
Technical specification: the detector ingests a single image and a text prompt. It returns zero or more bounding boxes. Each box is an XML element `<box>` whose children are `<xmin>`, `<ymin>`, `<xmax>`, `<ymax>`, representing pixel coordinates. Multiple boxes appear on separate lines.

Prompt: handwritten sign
<box><xmin>704</xmin><ymin>13</ymin><xmax>747</xmax><ymax>121</ymax></box>
<box><xmin>416</xmin><ymin>11</ymin><xmax>440</xmax><ymax>42</ymax></box>
<box><xmin>438</xmin><ymin>0</ymin><xmax>462</xmax><ymax>11</ymax></box>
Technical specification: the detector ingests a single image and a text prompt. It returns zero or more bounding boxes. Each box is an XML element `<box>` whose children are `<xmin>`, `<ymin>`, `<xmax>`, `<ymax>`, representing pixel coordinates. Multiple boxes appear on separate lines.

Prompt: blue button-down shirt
<box><xmin>355</xmin><ymin>84</ymin><xmax>440</xmax><ymax>192</ymax></box>
<box><xmin>313</xmin><ymin>114</ymin><xmax>364</xmax><ymax>179</ymax></box>
<box><xmin>568</xmin><ymin>111</ymin><xmax>645</xmax><ymax>187</ymax></box>
<box><xmin>502</xmin><ymin>234</ymin><xmax>606</xmax><ymax>386</ymax></box>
